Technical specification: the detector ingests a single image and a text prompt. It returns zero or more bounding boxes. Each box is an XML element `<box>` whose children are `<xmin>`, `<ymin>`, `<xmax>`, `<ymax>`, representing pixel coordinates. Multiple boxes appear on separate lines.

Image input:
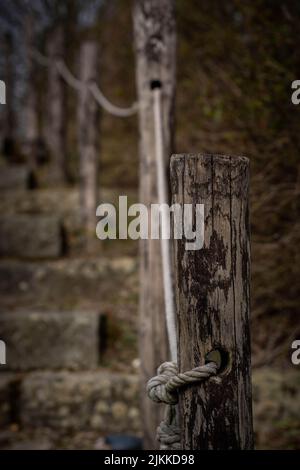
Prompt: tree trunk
<box><xmin>2</xmin><ymin>32</ymin><xmax>15</xmax><ymax>159</ymax></box>
<box><xmin>46</xmin><ymin>26</ymin><xmax>67</xmax><ymax>184</ymax></box>
<box><xmin>133</xmin><ymin>0</ymin><xmax>176</xmax><ymax>449</ymax></box>
<box><xmin>171</xmin><ymin>154</ymin><xmax>254</xmax><ymax>449</ymax></box>
<box><xmin>23</xmin><ymin>15</ymin><xmax>39</xmax><ymax>172</ymax></box>
<box><xmin>77</xmin><ymin>40</ymin><xmax>100</xmax><ymax>251</ymax></box>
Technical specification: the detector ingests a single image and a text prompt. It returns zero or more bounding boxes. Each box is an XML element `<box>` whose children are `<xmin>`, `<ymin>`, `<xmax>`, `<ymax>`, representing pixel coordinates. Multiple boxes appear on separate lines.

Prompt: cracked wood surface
<box><xmin>171</xmin><ymin>154</ymin><xmax>253</xmax><ymax>450</ymax></box>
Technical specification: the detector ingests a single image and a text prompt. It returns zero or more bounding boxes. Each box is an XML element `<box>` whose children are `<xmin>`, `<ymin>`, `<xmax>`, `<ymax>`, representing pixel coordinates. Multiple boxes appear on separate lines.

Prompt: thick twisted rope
<box><xmin>157</xmin><ymin>405</ymin><xmax>181</xmax><ymax>450</ymax></box>
<box><xmin>30</xmin><ymin>48</ymin><xmax>138</xmax><ymax>117</ymax></box>
<box><xmin>147</xmin><ymin>361</ymin><xmax>218</xmax><ymax>405</ymax></box>
<box><xmin>147</xmin><ymin>361</ymin><xmax>218</xmax><ymax>448</ymax></box>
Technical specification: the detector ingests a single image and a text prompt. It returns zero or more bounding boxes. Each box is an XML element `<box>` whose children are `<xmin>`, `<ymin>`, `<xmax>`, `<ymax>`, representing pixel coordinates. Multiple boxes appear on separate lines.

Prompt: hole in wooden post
<box><xmin>205</xmin><ymin>348</ymin><xmax>230</xmax><ymax>374</ymax></box>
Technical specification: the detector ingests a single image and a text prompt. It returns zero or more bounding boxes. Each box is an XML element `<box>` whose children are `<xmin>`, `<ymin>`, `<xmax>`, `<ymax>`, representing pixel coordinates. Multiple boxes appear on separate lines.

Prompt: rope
<box><xmin>89</xmin><ymin>82</ymin><xmax>138</xmax><ymax>117</ymax></box>
<box><xmin>147</xmin><ymin>361</ymin><xmax>218</xmax><ymax>405</ymax></box>
<box><xmin>30</xmin><ymin>48</ymin><xmax>51</xmax><ymax>67</ymax></box>
<box><xmin>147</xmin><ymin>361</ymin><xmax>218</xmax><ymax>449</ymax></box>
<box><xmin>152</xmin><ymin>84</ymin><xmax>177</xmax><ymax>362</ymax></box>
<box><xmin>30</xmin><ymin>48</ymin><xmax>138</xmax><ymax>117</ymax></box>
<box><xmin>157</xmin><ymin>405</ymin><xmax>181</xmax><ymax>450</ymax></box>
<box><xmin>56</xmin><ymin>60</ymin><xmax>85</xmax><ymax>92</ymax></box>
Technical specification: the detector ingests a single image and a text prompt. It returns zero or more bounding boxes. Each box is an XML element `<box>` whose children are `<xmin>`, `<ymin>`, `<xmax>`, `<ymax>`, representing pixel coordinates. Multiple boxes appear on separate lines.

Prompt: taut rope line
<box><xmin>152</xmin><ymin>80</ymin><xmax>177</xmax><ymax>363</ymax></box>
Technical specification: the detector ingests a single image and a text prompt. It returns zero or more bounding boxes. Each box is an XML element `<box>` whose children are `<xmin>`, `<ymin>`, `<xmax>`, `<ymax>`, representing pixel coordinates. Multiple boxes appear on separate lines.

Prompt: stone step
<box><xmin>0</xmin><ymin>187</ymin><xmax>138</xmax><ymax>256</ymax></box>
<box><xmin>20</xmin><ymin>371</ymin><xmax>141</xmax><ymax>435</ymax></box>
<box><xmin>0</xmin><ymin>187</ymin><xmax>137</xmax><ymax>215</ymax></box>
<box><xmin>0</xmin><ymin>257</ymin><xmax>138</xmax><ymax>311</ymax></box>
<box><xmin>0</xmin><ymin>165</ymin><xmax>34</xmax><ymax>191</ymax></box>
<box><xmin>1</xmin><ymin>367</ymin><xmax>299</xmax><ymax>448</ymax></box>
<box><xmin>0</xmin><ymin>311</ymin><xmax>102</xmax><ymax>371</ymax></box>
<box><xmin>0</xmin><ymin>215</ymin><xmax>63</xmax><ymax>259</ymax></box>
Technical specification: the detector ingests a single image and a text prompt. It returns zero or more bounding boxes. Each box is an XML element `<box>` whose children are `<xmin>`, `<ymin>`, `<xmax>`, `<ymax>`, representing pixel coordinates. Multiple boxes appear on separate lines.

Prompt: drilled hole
<box><xmin>205</xmin><ymin>348</ymin><xmax>230</xmax><ymax>374</ymax></box>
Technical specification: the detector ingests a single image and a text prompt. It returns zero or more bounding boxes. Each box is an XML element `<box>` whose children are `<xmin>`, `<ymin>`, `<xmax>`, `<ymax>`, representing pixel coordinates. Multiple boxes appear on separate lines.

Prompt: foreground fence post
<box><xmin>171</xmin><ymin>154</ymin><xmax>254</xmax><ymax>450</ymax></box>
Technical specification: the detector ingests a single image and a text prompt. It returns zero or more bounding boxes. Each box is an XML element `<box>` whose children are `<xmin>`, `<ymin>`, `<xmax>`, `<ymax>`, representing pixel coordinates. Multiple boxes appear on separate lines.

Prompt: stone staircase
<box><xmin>0</xmin><ymin>165</ymin><xmax>141</xmax><ymax>449</ymax></box>
<box><xmin>1</xmin><ymin>164</ymin><xmax>298</xmax><ymax>449</ymax></box>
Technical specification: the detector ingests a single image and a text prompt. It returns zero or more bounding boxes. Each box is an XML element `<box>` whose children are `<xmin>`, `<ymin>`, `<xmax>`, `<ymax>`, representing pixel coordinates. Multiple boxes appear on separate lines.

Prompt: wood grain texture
<box><xmin>133</xmin><ymin>0</ymin><xmax>176</xmax><ymax>449</ymax></box>
<box><xmin>171</xmin><ymin>154</ymin><xmax>253</xmax><ymax>450</ymax></box>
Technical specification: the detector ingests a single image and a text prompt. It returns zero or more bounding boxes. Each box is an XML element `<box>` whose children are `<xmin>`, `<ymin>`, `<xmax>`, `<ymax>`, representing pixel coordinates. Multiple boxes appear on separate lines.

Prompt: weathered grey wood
<box><xmin>133</xmin><ymin>0</ymin><xmax>176</xmax><ymax>449</ymax></box>
<box><xmin>171</xmin><ymin>154</ymin><xmax>253</xmax><ymax>450</ymax></box>
<box><xmin>46</xmin><ymin>26</ymin><xmax>67</xmax><ymax>183</ymax></box>
<box><xmin>77</xmin><ymin>40</ymin><xmax>99</xmax><ymax>251</ymax></box>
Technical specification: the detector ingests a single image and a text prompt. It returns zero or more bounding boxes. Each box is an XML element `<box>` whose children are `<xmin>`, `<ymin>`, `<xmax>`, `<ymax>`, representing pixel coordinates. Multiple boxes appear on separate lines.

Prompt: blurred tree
<box><xmin>1</xmin><ymin>32</ymin><xmax>16</xmax><ymax>159</ymax></box>
<box><xmin>45</xmin><ymin>24</ymin><xmax>68</xmax><ymax>183</ymax></box>
<box><xmin>77</xmin><ymin>40</ymin><xmax>100</xmax><ymax>251</ymax></box>
<box><xmin>23</xmin><ymin>13</ymin><xmax>39</xmax><ymax>172</ymax></box>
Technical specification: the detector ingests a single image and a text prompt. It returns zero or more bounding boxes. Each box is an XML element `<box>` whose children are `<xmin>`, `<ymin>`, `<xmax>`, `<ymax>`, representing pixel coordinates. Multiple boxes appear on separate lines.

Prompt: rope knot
<box><xmin>157</xmin><ymin>404</ymin><xmax>181</xmax><ymax>450</ymax></box>
<box><xmin>147</xmin><ymin>360</ymin><xmax>218</xmax><ymax>405</ymax></box>
<box><xmin>147</xmin><ymin>361</ymin><xmax>179</xmax><ymax>405</ymax></box>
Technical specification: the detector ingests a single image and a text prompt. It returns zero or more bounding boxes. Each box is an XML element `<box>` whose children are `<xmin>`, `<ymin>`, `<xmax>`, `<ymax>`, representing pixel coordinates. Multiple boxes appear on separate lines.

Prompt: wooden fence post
<box><xmin>77</xmin><ymin>40</ymin><xmax>99</xmax><ymax>251</ymax></box>
<box><xmin>133</xmin><ymin>0</ymin><xmax>176</xmax><ymax>449</ymax></box>
<box><xmin>171</xmin><ymin>154</ymin><xmax>254</xmax><ymax>450</ymax></box>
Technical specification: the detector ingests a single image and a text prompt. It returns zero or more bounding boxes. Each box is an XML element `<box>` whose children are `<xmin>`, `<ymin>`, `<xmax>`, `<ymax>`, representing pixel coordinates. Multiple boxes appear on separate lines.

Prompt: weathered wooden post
<box><xmin>77</xmin><ymin>40</ymin><xmax>100</xmax><ymax>251</ymax></box>
<box><xmin>133</xmin><ymin>0</ymin><xmax>176</xmax><ymax>449</ymax></box>
<box><xmin>46</xmin><ymin>26</ymin><xmax>67</xmax><ymax>183</ymax></box>
<box><xmin>171</xmin><ymin>154</ymin><xmax>253</xmax><ymax>449</ymax></box>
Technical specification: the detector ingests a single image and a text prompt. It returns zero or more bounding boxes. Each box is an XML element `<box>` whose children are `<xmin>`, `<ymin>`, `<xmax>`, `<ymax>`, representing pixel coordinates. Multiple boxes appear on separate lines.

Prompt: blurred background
<box><xmin>0</xmin><ymin>0</ymin><xmax>299</xmax><ymax>450</ymax></box>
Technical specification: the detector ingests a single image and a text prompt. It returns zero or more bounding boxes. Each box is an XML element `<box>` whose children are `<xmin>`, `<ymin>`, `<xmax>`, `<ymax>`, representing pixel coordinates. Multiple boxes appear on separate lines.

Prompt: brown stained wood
<box><xmin>171</xmin><ymin>154</ymin><xmax>253</xmax><ymax>450</ymax></box>
<box><xmin>133</xmin><ymin>0</ymin><xmax>176</xmax><ymax>449</ymax></box>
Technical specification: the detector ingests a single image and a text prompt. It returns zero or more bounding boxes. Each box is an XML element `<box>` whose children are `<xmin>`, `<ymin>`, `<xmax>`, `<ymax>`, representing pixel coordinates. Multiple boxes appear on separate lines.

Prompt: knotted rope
<box><xmin>157</xmin><ymin>405</ymin><xmax>181</xmax><ymax>450</ymax></box>
<box><xmin>147</xmin><ymin>361</ymin><xmax>218</xmax><ymax>448</ymax></box>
